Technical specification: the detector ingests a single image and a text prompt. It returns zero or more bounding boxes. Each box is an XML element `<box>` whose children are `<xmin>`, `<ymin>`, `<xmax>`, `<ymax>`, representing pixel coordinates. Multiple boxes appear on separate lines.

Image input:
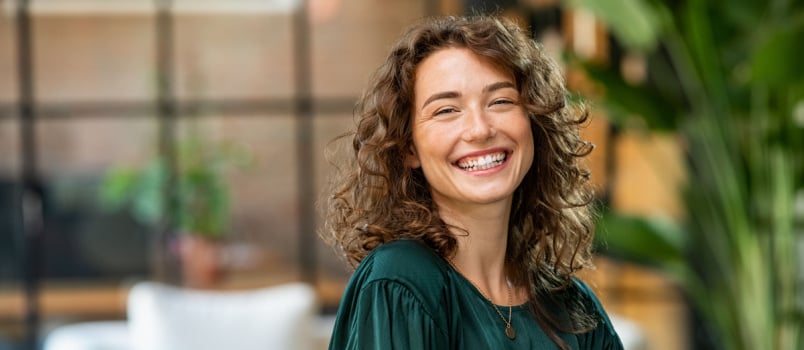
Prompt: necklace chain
<box><xmin>448</xmin><ymin>260</ymin><xmax>516</xmax><ymax>339</ymax></box>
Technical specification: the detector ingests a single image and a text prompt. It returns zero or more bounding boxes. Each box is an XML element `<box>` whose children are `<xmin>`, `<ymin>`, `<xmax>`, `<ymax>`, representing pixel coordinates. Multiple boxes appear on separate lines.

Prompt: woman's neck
<box><xmin>438</xmin><ymin>200</ymin><xmax>513</xmax><ymax>304</ymax></box>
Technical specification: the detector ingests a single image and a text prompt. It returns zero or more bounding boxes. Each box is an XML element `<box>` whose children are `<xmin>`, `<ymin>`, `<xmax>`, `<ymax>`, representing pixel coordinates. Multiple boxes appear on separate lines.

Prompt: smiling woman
<box><xmin>408</xmin><ymin>47</ymin><xmax>534</xmax><ymax>210</ymax></box>
<box><xmin>320</xmin><ymin>15</ymin><xmax>623</xmax><ymax>350</ymax></box>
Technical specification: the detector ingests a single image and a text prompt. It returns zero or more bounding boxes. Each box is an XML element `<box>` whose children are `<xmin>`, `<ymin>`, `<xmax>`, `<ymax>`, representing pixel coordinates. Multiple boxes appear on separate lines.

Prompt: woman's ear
<box><xmin>405</xmin><ymin>146</ymin><xmax>421</xmax><ymax>169</ymax></box>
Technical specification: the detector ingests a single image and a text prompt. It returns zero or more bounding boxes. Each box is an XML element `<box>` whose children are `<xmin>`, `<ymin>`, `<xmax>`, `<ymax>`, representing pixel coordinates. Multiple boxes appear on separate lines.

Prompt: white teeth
<box><xmin>457</xmin><ymin>152</ymin><xmax>506</xmax><ymax>171</ymax></box>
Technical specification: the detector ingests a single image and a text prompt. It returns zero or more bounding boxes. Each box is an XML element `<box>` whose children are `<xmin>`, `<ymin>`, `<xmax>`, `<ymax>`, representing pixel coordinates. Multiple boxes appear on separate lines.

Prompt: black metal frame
<box><xmin>292</xmin><ymin>0</ymin><xmax>316</xmax><ymax>285</ymax></box>
<box><xmin>15</xmin><ymin>1</ymin><xmax>43</xmax><ymax>349</ymax></box>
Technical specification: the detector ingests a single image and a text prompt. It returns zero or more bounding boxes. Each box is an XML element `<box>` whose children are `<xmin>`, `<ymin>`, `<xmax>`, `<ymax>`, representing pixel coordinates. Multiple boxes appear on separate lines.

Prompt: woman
<box><xmin>321</xmin><ymin>15</ymin><xmax>623</xmax><ymax>350</ymax></box>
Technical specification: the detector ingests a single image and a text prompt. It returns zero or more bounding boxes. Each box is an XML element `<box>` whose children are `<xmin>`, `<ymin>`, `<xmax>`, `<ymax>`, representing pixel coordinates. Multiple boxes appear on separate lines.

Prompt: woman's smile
<box><xmin>455</xmin><ymin>149</ymin><xmax>509</xmax><ymax>173</ymax></box>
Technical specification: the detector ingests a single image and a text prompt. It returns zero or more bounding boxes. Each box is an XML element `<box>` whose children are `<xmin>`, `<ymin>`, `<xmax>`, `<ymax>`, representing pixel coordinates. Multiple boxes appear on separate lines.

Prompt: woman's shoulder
<box><xmin>354</xmin><ymin>239</ymin><xmax>451</xmax><ymax>305</ymax></box>
<box><xmin>370</xmin><ymin>239</ymin><xmax>442</xmax><ymax>260</ymax></box>
<box><xmin>571</xmin><ymin>278</ymin><xmax>610</xmax><ymax>317</ymax></box>
<box><xmin>571</xmin><ymin>278</ymin><xmax>599</xmax><ymax>300</ymax></box>
<box><xmin>328</xmin><ymin>240</ymin><xmax>454</xmax><ymax>348</ymax></box>
<box><xmin>362</xmin><ymin>239</ymin><xmax>450</xmax><ymax>281</ymax></box>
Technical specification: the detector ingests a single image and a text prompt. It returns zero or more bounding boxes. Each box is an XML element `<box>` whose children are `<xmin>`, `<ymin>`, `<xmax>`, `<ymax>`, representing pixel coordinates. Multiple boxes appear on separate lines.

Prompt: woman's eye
<box><xmin>435</xmin><ymin>107</ymin><xmax>458</xmax><ymax>115</ymax></box>
<box><xmin>491</xmin><ymin>99</ymin><xmax>514</xmax><ymax>106</ymax></box>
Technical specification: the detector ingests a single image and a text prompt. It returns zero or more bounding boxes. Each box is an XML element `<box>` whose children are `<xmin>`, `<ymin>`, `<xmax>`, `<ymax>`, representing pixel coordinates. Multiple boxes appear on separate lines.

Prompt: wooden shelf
<box><xmin>0</xmin><ymin>274</ymin><xmax>347</xmax><ymax>322</ymax></box>
<box><xmin>0</xmin><ymin>284</ymin><xmax>128</xmax><ymax>321</ymax></box>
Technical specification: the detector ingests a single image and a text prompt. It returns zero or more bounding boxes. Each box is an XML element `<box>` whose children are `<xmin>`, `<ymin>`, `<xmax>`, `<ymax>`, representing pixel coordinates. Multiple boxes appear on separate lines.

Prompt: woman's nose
<box><xmin>462</xmin><ymin>109</ymin><xmax>496</xmax><ymax>142</ymax></box>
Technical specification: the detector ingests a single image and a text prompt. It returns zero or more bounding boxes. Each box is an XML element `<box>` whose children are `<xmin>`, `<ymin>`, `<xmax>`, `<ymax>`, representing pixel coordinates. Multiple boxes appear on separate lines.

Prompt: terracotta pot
<box><xmin>177</xmin><ymin>235</ymin><xmax>223</xmax><ymax>289</ymax></box>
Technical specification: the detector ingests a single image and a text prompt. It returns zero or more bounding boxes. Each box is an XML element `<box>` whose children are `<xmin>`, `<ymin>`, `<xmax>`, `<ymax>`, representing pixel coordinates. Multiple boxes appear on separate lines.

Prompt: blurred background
<box><xmin>0</xmin><ymin>0</ymin><xmax>801</xmax><ymax>349</ymax></box>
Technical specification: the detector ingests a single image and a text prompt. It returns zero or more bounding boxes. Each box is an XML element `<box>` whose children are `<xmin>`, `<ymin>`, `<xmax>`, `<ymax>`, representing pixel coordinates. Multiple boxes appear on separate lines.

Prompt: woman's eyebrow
<box><xmin>421</xmin><ymin>91</ymin><xmax>460</xmax><ymax>110</ymax></box>
<box><xmin>483</xmin><ymin>81</ymin><xmax>516</xmax><ymax>93</ymax></box>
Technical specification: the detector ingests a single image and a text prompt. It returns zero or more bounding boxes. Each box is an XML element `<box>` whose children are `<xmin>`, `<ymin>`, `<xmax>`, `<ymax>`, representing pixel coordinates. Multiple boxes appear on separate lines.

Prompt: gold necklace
<box><xmin>448</xmin><ymin>260</ymin><xmax>516</xmax><ymax>340</ymax></box>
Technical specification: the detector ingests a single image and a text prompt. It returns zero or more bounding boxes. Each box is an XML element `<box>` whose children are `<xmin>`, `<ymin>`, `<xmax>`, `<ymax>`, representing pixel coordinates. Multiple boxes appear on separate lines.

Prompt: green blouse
<box><xmin>328</xmin><ymin>240</ymin><xmax>624</xmax><ymax>350</ymax></box>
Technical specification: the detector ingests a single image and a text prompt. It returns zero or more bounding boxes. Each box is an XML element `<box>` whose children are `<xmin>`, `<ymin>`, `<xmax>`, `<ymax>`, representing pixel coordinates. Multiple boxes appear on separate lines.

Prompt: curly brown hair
<box><xmin>320</xmin><ymin>15</ymin><xmax>597</xmax><ymax>343</ymax></box>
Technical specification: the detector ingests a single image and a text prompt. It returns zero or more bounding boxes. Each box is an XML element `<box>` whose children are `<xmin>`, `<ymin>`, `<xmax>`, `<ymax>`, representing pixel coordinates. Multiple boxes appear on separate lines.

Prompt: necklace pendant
<box><xmin>505</xmin><ymin>325</ymin><xmax>516</xmax><ymax>340</ymax></box>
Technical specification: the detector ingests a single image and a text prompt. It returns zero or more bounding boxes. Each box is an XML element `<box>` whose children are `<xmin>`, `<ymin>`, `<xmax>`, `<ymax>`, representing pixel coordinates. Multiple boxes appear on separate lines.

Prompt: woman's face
<box><xmin>407</xmin><ymin>47</ymin><xmax>534</xmax><ymax>211</ymax></box>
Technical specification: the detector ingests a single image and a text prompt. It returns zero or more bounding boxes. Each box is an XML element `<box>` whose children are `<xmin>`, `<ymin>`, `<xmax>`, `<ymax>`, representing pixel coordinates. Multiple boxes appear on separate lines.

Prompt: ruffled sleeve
<box><xmin>331</xmin><ymin>279</ymin><xmax>448</xmax><ymax>349</ymax></box>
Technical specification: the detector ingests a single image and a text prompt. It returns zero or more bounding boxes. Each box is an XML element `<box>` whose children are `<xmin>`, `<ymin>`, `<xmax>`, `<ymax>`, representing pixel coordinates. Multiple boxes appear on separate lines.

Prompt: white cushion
<box><xmin>127</xmin><ymin>282</ymin><xmax>317</xmax><ymax>350</ymax></box>
<box><xmin>43</xmin><ymin>321</ymin><xmax>130</xmax><ymax>350</ymax></box>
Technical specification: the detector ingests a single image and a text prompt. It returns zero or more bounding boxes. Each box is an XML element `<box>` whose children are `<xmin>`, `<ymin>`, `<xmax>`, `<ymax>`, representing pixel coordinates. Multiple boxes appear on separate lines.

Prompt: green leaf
<box><xmin>130</xmin><ymin>160</ymin><xmax>166</xmax><ymax>227</ymax></box>
<box><xmin>751</xmin><ymin>20</ymin><xmax>804</xmax><ymax>87</ymax></box>
<box><xmin>685</xmin><ymin>0</ymin><xmax>735</xmax><ymax>114</ymax></box>
<box><xmin>595</xmin><ymin>211</ymin><xmax>685</xmax><ymax>268</ymax></box>
<box><xmin>98</xmin><ymin>167</ymin><xmax>138</xmax><ymax>208</ymax></box>
<box><xmin>566</xmin><ymin>0</ymin><xmax>663</xmax><ymax>52</ymax></box>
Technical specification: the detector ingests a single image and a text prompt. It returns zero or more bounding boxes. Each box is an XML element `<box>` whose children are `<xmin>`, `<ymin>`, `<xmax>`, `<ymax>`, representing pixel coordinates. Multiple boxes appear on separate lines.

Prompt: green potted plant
<box><xmin>562</xmin><ymin>0</ymin><xmax>803</xmax><ymax>349</ymax></box>
<box><xmin>100</xmin><ymin>134</ymin><xmax>250</xmax><ymax>288</ymax></box>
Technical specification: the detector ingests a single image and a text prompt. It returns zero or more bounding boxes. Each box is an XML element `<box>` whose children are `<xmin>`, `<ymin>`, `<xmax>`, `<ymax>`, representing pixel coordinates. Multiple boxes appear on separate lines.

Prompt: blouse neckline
<box><xmin>440</xmin><ymin>256</ymin><xmax>530</xmax><ymax>310</ymax></box>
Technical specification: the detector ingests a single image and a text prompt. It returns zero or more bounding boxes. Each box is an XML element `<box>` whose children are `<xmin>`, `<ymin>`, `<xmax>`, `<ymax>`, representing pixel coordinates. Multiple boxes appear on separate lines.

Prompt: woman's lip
<box><xmin>454</xmin><ymin>152</ymin><xmax>510</xmax><ymax>174</ymax></box>
<box><xmin>452</xmin><ymin>148</ymin><xmax>511</xmax><ymax>173</ymax></box>
<box><xmin>453</xmin><ymin>147</ymin><xmax>510</xmax><ymax>164</ymax></box>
